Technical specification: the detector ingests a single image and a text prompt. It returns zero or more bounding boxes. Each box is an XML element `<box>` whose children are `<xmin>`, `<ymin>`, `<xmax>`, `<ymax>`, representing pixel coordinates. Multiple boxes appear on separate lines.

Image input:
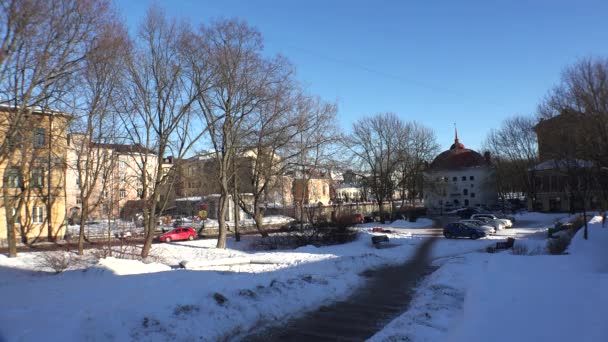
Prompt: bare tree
<box><xmin>0</xmin><ymin>0</ymin><xmax>114</xmax><ymax>257</ymax></box>
<box><xmin>117</xmin><ymin>7</ymin><xmax>206</xmax><ymax>258</ymax></box>
<box><xmin>234</xmin><ymin>82</ymin><xmax>311</xmax><ymax>237</ymax></box>
<box><xmin>66</xmin><ymin>21</ymin><xmax>129</xmax><ymax>255</ymax></box>
<box><xmin>288</xmin><ymin>95</ymin><xmax>339</xmax><ymax>227</ymax></box>
<box><xmin>536</xmin><ymin>57</ymin><xmax>608</xmax><ymax>238</ymax></box>
<box><xmin>188</xmin><ymin>19</ymin><xmax>291</xmax><ymax>248</ymax></box>
<box><xmin>395</xmin><ymin>122</ymin><xmax>439</xmax><ymax>207</ymax></box>
<box><xmin>346</xmin><ymin>113</ymin><xmax>409</xmax><ymax>221</ymax></box>
<box><xmin>483</xmin><ymin>115</ymin><xmax>539</xmax><ymax>210</ymax></box>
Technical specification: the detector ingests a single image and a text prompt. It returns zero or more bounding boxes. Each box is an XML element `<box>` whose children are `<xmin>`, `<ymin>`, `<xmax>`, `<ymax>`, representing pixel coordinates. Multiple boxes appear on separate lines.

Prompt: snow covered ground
<box><xmin>0</xmin><ymin>212</ymin><xmax>604</xmax><ymax>341</ymax></box>
<box><xmin>369</xmin><ymin>213</ymin><xmax>608</xmax><ymax>342</ymax></box>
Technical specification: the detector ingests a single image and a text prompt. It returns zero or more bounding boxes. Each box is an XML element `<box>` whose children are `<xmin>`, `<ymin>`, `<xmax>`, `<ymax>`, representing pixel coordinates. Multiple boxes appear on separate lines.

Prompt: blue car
<box><xmin>443</xmin><ymin>222</ymin><xmax>487</xmax><ymax>240</ymax></box>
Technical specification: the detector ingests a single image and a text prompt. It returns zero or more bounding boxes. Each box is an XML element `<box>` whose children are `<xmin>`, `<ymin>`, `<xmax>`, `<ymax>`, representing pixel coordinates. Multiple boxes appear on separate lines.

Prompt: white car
<box><xmin>459</xmin><ymin>219</ymin><xmax>496</xmax><ymax>234</ymax></box>
<box><xmin>471</xmin><ymin>214</ymin><xmax>512</xmax><ymax>228</ymax></box>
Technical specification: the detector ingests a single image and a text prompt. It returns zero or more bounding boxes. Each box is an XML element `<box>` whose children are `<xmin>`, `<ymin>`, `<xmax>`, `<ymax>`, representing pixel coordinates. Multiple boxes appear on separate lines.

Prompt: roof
<box><xmin>429</xmin><ymin>130</ymin><xmax>488</xmax><ymax>171</ymax></box>
<box><xmin>0</xmin><ymin>104</ymin><xmax>72</xmax><ymax>118</ymax></box>
<box><xmin>531</xmin><ymin>159</ymin><xmax>594</xmax><ymax>171</ymax></box>
<box><xmin>92</xmin><ymin>143</ymin><xmax>155</xmax><ymax>155</ymax></box>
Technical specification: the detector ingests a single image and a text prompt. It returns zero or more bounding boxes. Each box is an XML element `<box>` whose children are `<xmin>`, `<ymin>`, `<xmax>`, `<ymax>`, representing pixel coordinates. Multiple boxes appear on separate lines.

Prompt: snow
<box><xmin>357</xmin><ymin>218</ymin><xmax>434</xmax><ymax>229</ymax></box>
<box><xmin>369</xmin><ymin>214</ymin><xmax>608</xmax><ymax>342</ymax></box>
<box><xmin>1</xmin><ymin>212</ymin><xmax>606</xmax><ymax>341</ymax></box>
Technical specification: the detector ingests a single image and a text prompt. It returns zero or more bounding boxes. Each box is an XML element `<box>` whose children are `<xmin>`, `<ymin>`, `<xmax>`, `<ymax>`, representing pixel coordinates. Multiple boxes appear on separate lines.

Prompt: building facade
<box><xmin>65</xmin><ymin>135</ymin><xmax>158</xmax><ymax>221</ymax></box>
<box><xmin>424</xmin><ymin>131</ymin><xmax>496</xmax><ymax>213</ymax></box>
<box><xmin>0</xmin><ymin>107</ymin><xmax>69</xmax><ymax>242</ymax></box>
<box><xmin>531</xmin><ymin>112</ymin><xmax>602</xmax><ymax>212</ymax></box>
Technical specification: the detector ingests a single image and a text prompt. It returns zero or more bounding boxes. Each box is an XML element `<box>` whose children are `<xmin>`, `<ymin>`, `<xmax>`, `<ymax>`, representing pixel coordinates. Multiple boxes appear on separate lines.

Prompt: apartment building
<box><xmin>0</xmin><ymin>107</ymin><xmax>69</xmax><ymax>242</ymax></box>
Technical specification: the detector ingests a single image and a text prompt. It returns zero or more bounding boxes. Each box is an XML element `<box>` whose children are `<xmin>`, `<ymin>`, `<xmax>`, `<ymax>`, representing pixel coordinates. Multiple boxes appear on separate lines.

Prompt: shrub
<box><xmin>36</xmin><ymin>251</ymin><xmax>74</xmax><ymax>273</ymax></box>
<box><xmin>547</xmin><ymin>235</ymin><xmax>570</xmax><ymax>255</ymax></box>
<box><xmin>511</xmin><ymin>243</ymin><xmax>529</xmax><ymax>255</ymax></box>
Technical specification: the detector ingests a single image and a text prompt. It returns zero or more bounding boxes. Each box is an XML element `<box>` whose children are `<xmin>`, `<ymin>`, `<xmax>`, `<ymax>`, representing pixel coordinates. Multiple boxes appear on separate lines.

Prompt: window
<box><xmin>8</xmin><ymin>169</ymin><xmax>21</xmax><ymax>188</ymax></box>
<box><xmin>471</xmin><ymin>193</ymin><xmax>476</xmax><ymax>198</ymax></box>
<box><xmin>463</xmin><ymin>189</ymin><xmax>468</xmax><ymax>196</ymax></box>
<box><xmin>119</xmin><ymin>189</ymin><xmax>126</xmax><ymax>199</ymax></box>
<box><xmin>119</xmin><ymin>161</ymin><xmax>127</xmax><ymax>172</ymax></box>
<box><xmin>12</xmin><ymin>208</ymin><xmax>20</xmax><ymax>224</ymax></box>
<box><xmin>76</xmin><ymin>198</ymin><xmax>82</xmax><ymax>205</ymax></box>
<box><xmin>323</xmin><ymin>185</ymin><xmax>326</xmax><ymax>196</ymax></box>
<box><xmin>464</xmin><ymin>199</ymin><xmax>469</xmax><ymax>206</ymax></box>
<box><xmin>471</xmin><ymin>184</ymin><xmax>474</xmax><ymax>188</ymax></box>
<box><xmin>8</xmin><ymin>132</ymin><xmax>22</xmax><ymax>149</ymax></box>
<box><xmin>452</xmin><ymin>177</ymin><xmax>457</xmax><ymax>182</ymax></box>
<box><xmin>34</xmin><ymin>128</ymin><xmax>46</xmax><ymax>148</ymax></box>
<box><xmin>31</xmin><ymin>168</ymin><xmax>44</xmax><ymax>187</ymax></box>
<box><xmin>462</xmin><ymin>176</ymin><xmax>466</xmax><ymax>181</ymax></box>
<box><xmin>470</xmin><ymin>176</ymin><xmax>474</xmax><ymax>181</ymax></box>
<box><xmin>32</xmin><ymin>207</ymin><xmax>44</xmax><ymax>224</ymax></box>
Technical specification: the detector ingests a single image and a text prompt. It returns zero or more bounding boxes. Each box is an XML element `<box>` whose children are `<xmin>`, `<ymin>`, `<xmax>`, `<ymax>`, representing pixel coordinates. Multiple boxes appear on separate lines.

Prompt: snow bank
<box><xmin>445</xmin><ymin>216</ymin><xmax>608</xmax><ymax>342</ymax></box>
<box><xmin>358</xmin><ymin>217</ymin><xmax>434</xmax><ymax>229</ymax></box>
<box><xmin>94</xmin><ymin>257</ymin><xmax>171</xmax><ymax>275</ymax></box>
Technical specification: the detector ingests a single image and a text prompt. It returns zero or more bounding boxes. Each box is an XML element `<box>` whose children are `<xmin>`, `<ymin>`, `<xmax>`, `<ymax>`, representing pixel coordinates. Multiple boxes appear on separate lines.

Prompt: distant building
<box><xmin>531</xmin><ymin>112</ymin><xmax>601</xmax><ymax>212</ymax></box>
<box><xmin>65</xmin><ymin>134</ymin><xmax>158</xmax><ymax>221</ymax></box>
<box><xmin>424</xmin><ymin>130</ymin><xmax>496</xmax><ymax>213</ymax></box>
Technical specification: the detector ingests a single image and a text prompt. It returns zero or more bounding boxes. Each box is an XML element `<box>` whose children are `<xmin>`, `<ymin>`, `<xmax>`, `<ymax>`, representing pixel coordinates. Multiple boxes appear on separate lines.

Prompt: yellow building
<box><xmin>0</xmin><ymin>107</ymin><xmax>70</xmax><ymax>242</ymax></box>
<box><xmin>293</xmin><ymin>177</ymin><xmax>332</xmax><ymax>205</ymax></box>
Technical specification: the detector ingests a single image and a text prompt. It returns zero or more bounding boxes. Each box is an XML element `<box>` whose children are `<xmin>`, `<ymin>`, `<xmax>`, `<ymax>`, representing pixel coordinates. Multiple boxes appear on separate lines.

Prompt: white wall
<box><xmin>424</xmin><ymin>167</ymin><xmax>496</xmax><ymax>212</ymax></box>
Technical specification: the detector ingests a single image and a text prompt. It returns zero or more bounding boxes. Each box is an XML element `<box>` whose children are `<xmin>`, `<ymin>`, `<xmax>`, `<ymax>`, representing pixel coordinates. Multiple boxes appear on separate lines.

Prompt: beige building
<box><xmin>66</xmin><ymin>135</ymin><xmax>159</xmax><ymax>221</ymax></box>
<box><xmin>293</xmin><ymin>177</ymin><xmax>332</xmax><ymax>206</ymax></box>
<box><xmin>0</xmin><ymin>107</ymin><xmax>70</xmax><ymax>242</ymax></box>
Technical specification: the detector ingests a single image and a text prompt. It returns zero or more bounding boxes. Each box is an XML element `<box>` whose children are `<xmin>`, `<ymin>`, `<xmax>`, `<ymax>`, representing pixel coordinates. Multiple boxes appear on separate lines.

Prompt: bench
<box><xmin>371</xmin><ymin>235</ymin><xmax>389</xmax><ymax>245</ymax></box>
<box><xmin>495</xmin><ymin>237</ymin><xmax>515</xmax><ymax>250</ymax></box>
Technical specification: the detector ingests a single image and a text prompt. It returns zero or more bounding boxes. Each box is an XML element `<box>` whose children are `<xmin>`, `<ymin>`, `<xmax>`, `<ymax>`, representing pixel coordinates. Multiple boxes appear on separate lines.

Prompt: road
<box><xmin>242</xmin><ymin>237</ymin><xmax>439</xmax><ymax>342</ymax></box>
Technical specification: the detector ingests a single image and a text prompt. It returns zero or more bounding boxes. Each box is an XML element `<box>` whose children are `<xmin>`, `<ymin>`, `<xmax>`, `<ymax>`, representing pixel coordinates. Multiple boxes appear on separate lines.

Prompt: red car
<box><xmin>158</xmin><ymin>227</ymin><xmax>197</xmax><ymax>242</ymax></box>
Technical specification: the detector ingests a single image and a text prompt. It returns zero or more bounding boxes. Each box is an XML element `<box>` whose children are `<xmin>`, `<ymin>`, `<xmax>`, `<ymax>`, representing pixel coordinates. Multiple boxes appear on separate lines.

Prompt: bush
<box><xmin>36</xmin><ymin>252</ymin><xmax>74</xmax><ymax>273</ymax></box>
<box><xmin>547</xmin><ymin>235</ymin><xmax>571</xmax><ymax>255</ymax></box>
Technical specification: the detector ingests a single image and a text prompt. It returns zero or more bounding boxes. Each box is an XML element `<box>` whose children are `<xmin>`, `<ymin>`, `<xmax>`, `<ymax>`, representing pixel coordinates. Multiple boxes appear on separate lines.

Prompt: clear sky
<box><xmin>116</xmin><ymin>0</ymin><xmax>608</xmax><ymax>152</ymax></box>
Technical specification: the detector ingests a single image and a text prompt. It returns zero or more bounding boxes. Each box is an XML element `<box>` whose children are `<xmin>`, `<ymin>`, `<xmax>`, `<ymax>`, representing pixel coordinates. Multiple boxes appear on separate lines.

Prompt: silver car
<box><xmin>471</xmin><ymin>214</ymin><xmax>512</xmax><ymax>228</ymax></box>
<box><xmin>459</xmin><ymin>219</ymin><xmax>496</xmax><ymax>234</ymax></box>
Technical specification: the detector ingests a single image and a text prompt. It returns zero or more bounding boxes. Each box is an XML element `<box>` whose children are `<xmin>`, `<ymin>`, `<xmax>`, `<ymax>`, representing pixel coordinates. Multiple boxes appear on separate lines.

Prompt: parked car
<box><xmin>157</xmin><ymin>227</ymin><xmax>197</xmax><ymax>242</ymax></box>
<box><xmin>443</xmin><ymin>222</ymin><xmax>487</xmax><ymax>239</ymax></box>
<box><xmin>471</xmin><ymin>217</ymin><xmax>505</xmax><ymax>231</ymax></box>
<box><xmin>459</xmin><ymin>219</ymin><xmax>496</xmax><ymax>234</ymax></box>
<box><xmin>471</xmin><ymin>214</ymin><xmax>512</xmax><ymax>228</ymax></box>
<box><xmin>447</xmin><ymin>207</ymin><xmax>482</xmax><ymax>219</ymax></box>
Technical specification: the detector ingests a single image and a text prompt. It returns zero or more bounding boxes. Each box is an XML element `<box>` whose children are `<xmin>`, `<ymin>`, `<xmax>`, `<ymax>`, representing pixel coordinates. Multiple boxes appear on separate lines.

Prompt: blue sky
<box><xmin>117</xmin><ymin>0</ymin><xmax>608</xmax><ymax>152</ymax></box>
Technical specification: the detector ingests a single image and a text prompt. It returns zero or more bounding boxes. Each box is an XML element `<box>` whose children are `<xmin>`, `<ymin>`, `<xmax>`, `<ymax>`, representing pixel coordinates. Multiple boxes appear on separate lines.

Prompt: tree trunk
<box><xmin>78</xmin><ymin>209</ymin><xmax>88</xmax><ymax>256</ymax></box>
<box><xmin>2</xmin><ymin>179</ymin><xmax>17</xmax><ymax>257</ymax></box>
<box><xmin>233</xmin><ymin>195</ymin><xmax>240</xmax><ymax>242</ymax></box>
<box><xmin>377</xmin><ymin>199</ymin><xmax>385</xmax><ymax>223</ymax></box>
<box><xmin>255</xmin><ymin>209</ymin><xmax>268</xmax><ymax>237</ymax></box>
<box><xmin>141</xmin><ymin>207</ymin><xmax>156</xmax><ymax>258</ymax></box>
<box><xmin>216</xmin><ymin>194</ymin><xmax>228</xmax><ymax>248</ymax></box>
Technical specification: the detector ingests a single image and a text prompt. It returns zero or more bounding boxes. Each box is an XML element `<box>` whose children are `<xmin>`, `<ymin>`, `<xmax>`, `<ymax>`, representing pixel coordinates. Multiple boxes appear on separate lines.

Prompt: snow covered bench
<box><xmin>371</xmin><ymin>235</ymin><xmax>389</xmax><ymax>245</ymax></box>
<box><xmin>494</xmin><ymin>237</ymin><xmax>515</xmax><ymax>250</ymax></box>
